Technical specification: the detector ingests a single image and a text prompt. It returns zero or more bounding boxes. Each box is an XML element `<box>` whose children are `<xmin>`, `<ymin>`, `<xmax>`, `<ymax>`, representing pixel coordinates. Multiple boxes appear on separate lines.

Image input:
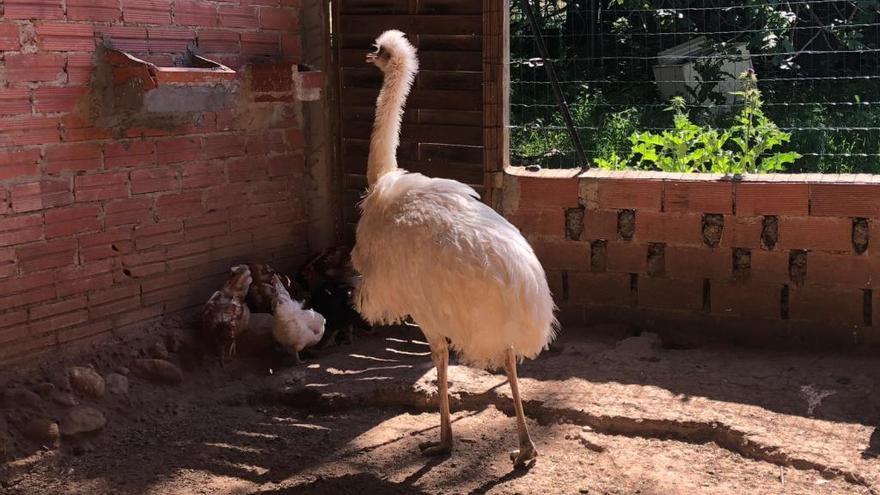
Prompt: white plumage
<box><xmin>352</xmin><ymin>30</ymin><xmax>558</xmax><ymax>466</ymax></box>
<box><xmin>271</xmin><ymin>274</ymin><xmax>326</xmax><ymax>363</ymax></box>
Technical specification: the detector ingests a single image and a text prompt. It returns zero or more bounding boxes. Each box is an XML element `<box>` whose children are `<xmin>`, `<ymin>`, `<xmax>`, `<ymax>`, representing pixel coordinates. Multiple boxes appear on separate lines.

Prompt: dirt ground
<box><xmin>1</xmin><ymin>316</ymin><xmax>878</xmax><ymax>495</ymax></box>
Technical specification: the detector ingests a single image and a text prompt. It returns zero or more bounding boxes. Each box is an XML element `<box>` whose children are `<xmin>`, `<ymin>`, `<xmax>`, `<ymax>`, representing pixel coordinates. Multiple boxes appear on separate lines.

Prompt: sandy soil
<box><xmin>1</xmin><ymin>317</ymin><xmax>878</xmax><ymax>495</ymax></box>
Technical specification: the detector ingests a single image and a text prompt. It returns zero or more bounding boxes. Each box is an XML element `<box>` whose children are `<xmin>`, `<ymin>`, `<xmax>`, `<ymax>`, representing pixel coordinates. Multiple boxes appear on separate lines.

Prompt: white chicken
<box><xmin>271</xmin><ymin>274</ymin><xmax>326</xmax><ymax>364</ymax></box>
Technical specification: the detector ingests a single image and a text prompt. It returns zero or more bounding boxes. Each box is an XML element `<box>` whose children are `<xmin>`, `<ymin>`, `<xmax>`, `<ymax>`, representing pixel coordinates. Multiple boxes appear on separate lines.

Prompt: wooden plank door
<box><xmin>335</xmin><ymin>0</ymin><xmax>484</xmax><ymax>239</ymax></box>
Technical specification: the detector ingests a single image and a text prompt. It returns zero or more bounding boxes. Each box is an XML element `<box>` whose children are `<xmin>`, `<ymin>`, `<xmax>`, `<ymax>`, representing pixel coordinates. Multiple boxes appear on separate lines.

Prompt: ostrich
<box><xmin>351</xmin><ymin>30</ymin><xmax>558</xmax><ymax>467</ymax></box>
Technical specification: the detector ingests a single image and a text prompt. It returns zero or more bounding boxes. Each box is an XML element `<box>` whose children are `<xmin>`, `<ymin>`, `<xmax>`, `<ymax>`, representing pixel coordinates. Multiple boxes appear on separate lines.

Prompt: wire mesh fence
<box><xmin>509</xmin><ymin>0</ymin><xmax>880</xmax><ymax>173</ymax></box>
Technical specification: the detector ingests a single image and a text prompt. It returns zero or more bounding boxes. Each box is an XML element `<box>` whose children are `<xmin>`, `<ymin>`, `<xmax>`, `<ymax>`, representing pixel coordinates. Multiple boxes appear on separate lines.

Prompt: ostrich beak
<box><xmin>366</xmin><ymin>52</ymin><xmax>377</xmax><ymax>64</ymax></box>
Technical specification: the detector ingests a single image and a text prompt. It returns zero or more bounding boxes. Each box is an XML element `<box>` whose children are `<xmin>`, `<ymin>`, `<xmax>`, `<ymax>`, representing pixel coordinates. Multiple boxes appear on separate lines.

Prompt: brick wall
<box><xmin>504</xmin><ymin>168</ymin><xmax>880</xmax><ymax>348</ymax></box>
<box><xmin>0</xmin><ymin>0</ymin><xmax>315</xmax><ymax>364</ymax></box>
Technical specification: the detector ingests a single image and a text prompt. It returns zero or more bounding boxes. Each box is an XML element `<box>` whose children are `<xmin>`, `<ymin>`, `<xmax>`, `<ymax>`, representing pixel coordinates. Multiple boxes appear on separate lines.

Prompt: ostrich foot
<box><xmin>418</xmin><ymin>439</ymin><xmax>452</xmax><ymax>457</ymax></box>
<box><xmin>510</xmin><ymin>442</ymin><xmax>538</xmax><ymax>468</ymax></box>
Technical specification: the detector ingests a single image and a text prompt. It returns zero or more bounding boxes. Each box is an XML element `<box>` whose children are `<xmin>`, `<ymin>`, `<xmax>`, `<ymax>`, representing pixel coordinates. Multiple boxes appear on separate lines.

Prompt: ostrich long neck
<box><xmin>366</xmin><ymin>63</ymin><xmax>414</xmax><ymax>185</ymax></box>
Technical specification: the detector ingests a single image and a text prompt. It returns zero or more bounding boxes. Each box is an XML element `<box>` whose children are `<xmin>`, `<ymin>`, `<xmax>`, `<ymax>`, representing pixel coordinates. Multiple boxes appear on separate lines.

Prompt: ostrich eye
<box><xmin>378</xmin><ymin>47</ymin><xmax>390</xmax><ymax>59</ymax></box>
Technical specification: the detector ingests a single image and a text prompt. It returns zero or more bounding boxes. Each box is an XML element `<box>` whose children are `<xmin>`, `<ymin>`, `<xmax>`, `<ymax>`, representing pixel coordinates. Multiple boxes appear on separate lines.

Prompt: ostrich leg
<box><xmin>418</xmin><ymin>337</ymin><xmax>452</xmax><ymax>456</ymax></box>
<box><xmin>506</xmin><ymin>346</ymin><xmax>537</xmax><ymax>467</ymax></box>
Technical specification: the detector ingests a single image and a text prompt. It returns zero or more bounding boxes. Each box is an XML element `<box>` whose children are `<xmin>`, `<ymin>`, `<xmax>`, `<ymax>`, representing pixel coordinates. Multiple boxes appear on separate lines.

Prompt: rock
<box><xmin>68</xmin><ymin>367</ymin><xmax>106</xmax><ymax>398</ymax></box>
<box><xmin>50</xmin><ymin>391</ymin><xmax>78</xmax><ymax>407</ymax></box>
<box><xmin>21</xmin><ymin>418</ymin><xmax>60</xmax><ymax>444</ymax></box>
<box><xmin>116</xmin><ymin>366</ymin><xmax>130</xmax><ymax>376</ymax></box>
<box><xmin>164</xmin><ymin>334</ymin><xmax>182</xmax><ymax>353</ymax></box>
<box><xmin>3</xmin><ymin>387</ymin><xmax>45</xmax><ymax>413</ymax></box>
<box><xmin>613</xmin><ymin>332</ymin><xmax>662</xmax><ymax>359</ymax></box>
<box><xmin>60</xmin><ymin>406</ymin><xmax>106</xmax><ymax>436</ymax></box>
<box><xmin>33</xmin><ymin>382</ymin><xmax>55</xmax><ymax>397</ymax></box>
<box><xmin>105</xmin><ymin>373</ymin><xmax>129</xmax><ymax>395</ymax></box>
<box><xmin>147</xmin><ymin>341</ymin><xmax>170</xmax><ymax>360</ymax></box>
<box><xmin>133</xmin><ymin>359</ymin><xmax>183</xmax><ymax>384</ymax></box>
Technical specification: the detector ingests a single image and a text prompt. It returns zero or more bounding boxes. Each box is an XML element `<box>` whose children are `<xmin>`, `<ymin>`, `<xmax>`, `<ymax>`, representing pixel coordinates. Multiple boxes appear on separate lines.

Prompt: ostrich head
<box><xmin>366</xmin><ymin>29</ymin><xmax>419</xmax><ymax>76</ymax></box>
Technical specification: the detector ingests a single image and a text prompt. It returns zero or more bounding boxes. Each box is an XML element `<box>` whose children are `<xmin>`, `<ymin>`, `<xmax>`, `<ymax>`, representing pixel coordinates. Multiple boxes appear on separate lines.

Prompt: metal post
<box><xmin>518</xmin><ymin>0</ymin><xmax>589</xmax><ymax>169</ymax></box>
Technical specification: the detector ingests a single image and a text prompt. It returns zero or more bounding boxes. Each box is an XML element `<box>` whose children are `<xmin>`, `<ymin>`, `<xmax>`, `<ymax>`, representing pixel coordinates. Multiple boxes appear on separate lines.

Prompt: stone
<box><xmin>147</xmin><ymin>341</ymin><xmax>170</xmax><ymax>360</ymax></box>
<box><xmin>612</xmin><ymin>332</ymin><xmax>662</xmax><ymax>359</ymax></box>
<box><xmin>133</xmin><ymin>359</ymin><xmax>183</xmax><ymax>384</ymax></box>
<box><xmin>21</xmin><ymin>418</ymin><xmax>60</xmax><ymax>444</ymax></box>
<box><xmin>32</xmin><ymin>382</ymin><xmax>55</xmax><ymax>397</ymax></box>
<box><xmin>105</xmin><ymin>373</ymin><xmax>129</xmax><ymax>395</ymax></box>
<box><xmin>68</xmin><ymin>367</ymin><xmax>106</xmax><ymax>398</ymax></box>
<box><xmin>3</xmin><ymin>387</ymin><xmax>45</xmax><ymax>413</ymax></box>
<box><xmin>50</xmin><ymin>391</ymin><xmax>78</xmax><ymax>407</ymax></box>
<box><xmin>116</xmin><ymin>366</ymin><xmax>130</xmax><ymax>376</ymax></box>
<box><xmin>60</xmin><ymin>406</ymin><xmax>106</xmax><ymax>436</ymax></box>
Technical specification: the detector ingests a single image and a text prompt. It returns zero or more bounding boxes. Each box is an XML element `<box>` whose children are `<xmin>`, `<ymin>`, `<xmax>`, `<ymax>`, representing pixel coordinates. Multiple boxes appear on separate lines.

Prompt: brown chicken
<box><xmin>201</xmin><ymin>265</ymin><xmax>253</xmax><ymax>364</ymax></box>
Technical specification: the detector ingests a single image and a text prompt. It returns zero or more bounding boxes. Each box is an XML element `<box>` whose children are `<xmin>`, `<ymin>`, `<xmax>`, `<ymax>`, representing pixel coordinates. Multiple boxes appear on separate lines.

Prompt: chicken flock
<box><xmin>200</xmin><ymin>245</ymin><xmax>364</xmax><ymax>365</ymax></box>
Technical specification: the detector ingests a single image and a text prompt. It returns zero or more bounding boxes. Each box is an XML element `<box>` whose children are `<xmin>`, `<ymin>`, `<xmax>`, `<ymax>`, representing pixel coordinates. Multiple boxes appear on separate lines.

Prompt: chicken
<box><xmin>296</xmin><ymin>245</ymin><xmax>368</xmax><ymax>347</ymax></box>
<box><xmin>201</xmin><ymin>265</ymin><xmax>253</xmax><ymax>364</ymax></box>
<box><xmin>246</xmin><ymin>263</ymin><xmax>291</xmax><ymax>313</ymax></box>
<box><xmin>272</xmin><ymin>274</ymin><xmax>326</xmax><ymax>364</ymax></box>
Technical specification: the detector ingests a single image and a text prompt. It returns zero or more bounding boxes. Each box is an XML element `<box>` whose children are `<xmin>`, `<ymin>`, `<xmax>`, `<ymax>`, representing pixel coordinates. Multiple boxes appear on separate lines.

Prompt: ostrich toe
<box><xmin>510</xmin><ymin>442</ymin><xmax>538</xmax><ymax>468</ymax></box>
<box><xmin>418</xmin><ymin>439</ymin><xmax>452</xmax><ymax>457</ymax></box>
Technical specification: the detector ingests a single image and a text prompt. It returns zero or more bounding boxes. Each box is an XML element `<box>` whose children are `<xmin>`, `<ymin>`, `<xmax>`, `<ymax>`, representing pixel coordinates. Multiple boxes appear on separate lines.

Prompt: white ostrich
<box><xmin>351</xmin><ymin>30</ymin><xmax>558</xmax><ymax>467</ymax></box>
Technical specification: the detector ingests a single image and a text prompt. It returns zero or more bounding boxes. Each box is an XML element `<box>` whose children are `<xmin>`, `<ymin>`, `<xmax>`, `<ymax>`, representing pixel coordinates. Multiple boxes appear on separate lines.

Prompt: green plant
<box><xmin>599</xmin><ymin>71</ymin><xmax>801</xmax><ymax>175</ymax></box>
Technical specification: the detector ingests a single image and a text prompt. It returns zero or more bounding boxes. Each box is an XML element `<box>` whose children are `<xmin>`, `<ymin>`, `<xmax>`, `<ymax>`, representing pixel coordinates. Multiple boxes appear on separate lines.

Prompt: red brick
<box><xmin>639</xmin><ymin>277</ymin><xmax>703</xmax><ymax>311</ymax></box>
<box><xmin>721</xmin><ymin>216</ymin><xmax>763</xmax><ymax>249</ymax></box>
<box><xmin>0</xmin><ymin>214</ymin><xmax>43</xmax><ymax>247</ymax></box>
<box><xmin>121</xmin><ymin>0</ymin><xmax>172</xmax><ymax>23</ymax></box>
<box><xmin>507</xmin><ymin>208</ymin><xmax>564</xmax><ymax>238</ymax></box>
<box><xmin>174</xmin><ymin>0</ymin><xmax>218</xmax><ymax>26</ymax></box>
<box><xmin>16</xmin><ymin>238</ymin><xmax>77</xmax><ymax>273</ymax></box>
<box><xmin>198</xmin><ymin>29</ymin><xmax>239</xmax><ymax>53</ymax></box>
<box><xmin>104</xmin><ymin>198</ymin><xmax>154</xmax><ymax>227</ymax></box>
<box><xmin>749</xmin><ymin>250</ymin><xmax>790</xmax><ymax>284</ymax></box>
<box><xmin>203</xmin><ymin>133</ymin><xmax>246</xmax><ymax>160</ymax></box>
<box><xmin>4</xmin><ymin>0</ymin><xmax>64</xmax><ymax>19</ymax></box>
<box><xmin>0</xmin><ymin>247</ymin><xmax>15</xmax><ymax>278</ymax></box>
<box><xmin>131</xmin><ymin>168</ymin><xmax>179</xmax><ymax>195</ymax></box>
<box><xmin>75</xmin><ymin>172</ymin><xmax>129</xmax><ymax>202</ymax></box>
<box><xmin>665</xmin><ymin>181</ymin><xmax>732</xmax><ymax>214</ymax></box>
<box><xmin>281</xmin><ymin>33</ymin><xmax>301</xmax><ymax>59</ymax></box>
<box><xmin>56</xmin><ymin>259</ymin><xmax>115</xmax><ymax>296</ymax></box>
<box><xmin>790</xmin><ymin>286</ymin><xmax>864</xmax><ymax>324</ymax></box>
<box><xmin>267</xmin><ymin>154</ymin><xmax>305</xmax><ymax>177</ymax></box>
<box><xmin>227</xmin><ymin>156</ymin><xmax>268</xmax><ymax>182</ymax></box>
<box><xmin>30</xmin><ymin>309</ymin><xmax>89</xmax><ymax>333</ymax></box>
<box><xmin>0</xmin><ymin>310</ymin><xmax>28</xmax><ymax>331</ymax></box>
<box><xmin>530</xmin><ymin>239</ymin><xmax>590</xmax><ymax>271</ymax></box>
<box><xmin>0</xmin><ymin>188</ymin><xmax>8</xmax><ymax>216</ymax></box>
<box><xmin>711</xmin><ymin>282</ymin><xmax>780</xmax><ymax>318</ymax></box>
<box><xmin>94</xmin><ymin>26</ymin><xmax>149</xmax><ymax>53</ymax></box>
<box><xmin>606</xmin><ymin>242</ymin><xmax>646</xmax><ymax>273</ymax></box>
<box><xmin>241</xmin><ymin>31</ymin><xmax>281</xmax><ymax>56</ymax></box>
<box><xmin>45</xmin><ymin>205</ymin><xmax>102</xmax><ymax>238</ymax></box>
<box><xmin>0</xmin><ymin>24</ymin><xmax>21</xmax><ymax>50</ymax></box>
<box><xmin>186</xmin><ymin>223</ymin><xmax>228</xmax><ymax>241</ymax></box>
<box><xmin>583</xmin><ymin>209</ymin><xmax>618</xmax><ymax>240</ymax></box>
<box><xmin>665</xmin><ymin>246</ymin><xmax>731</xmax><ymax>280</ymax></box>
<box><xmin>67</xmin><ymin>0</ymin><xmax>120</xmax><ymax>21</ymax></box>
<box><xmin>807</xmin><ymin>252</ymin><xmax>873</xmax><ymax>287</ymax></box>
<box><xmin>516</xmin><ymin>177</ymin><xmax>579</xmax><ymax>209</ymax></box>
<box><xmin>77</xmin><ymin>227</ymin><xmax>133</xmax><ymax>262</ymax></box>
<box><xmin>36</xmin><ymin>22</ymin><xmax>95</xmax><ymax>51</ymax></box>
<box><xmin>810</xmin><ymin>184</ymin><xmax>880</xmax><ymax>218</ymax></box>
<box><xmin>45</xmin><ymin>143</ymin><xmax>102</xmax><ymax>174</ymax></box>
<box><xmin>259</xmin><ymin>7</ymin><xmax>299</xmax><ymax>30</ymax></box>
<box><xmin>66</xmin><ymin>53</ymin><xmax>95</xmax><ymax>85</ymax></box>
<box><xmin>0</xmin><ymin>117</ymin><xmax>61</xmax><ymax>146</ymax></box>
<box><xmin>29</xmin><ymin>296</ymin><xmax>87</xmax><ymax>321</ymax></box>
<box><xmin>4</xmin><ymin>53</ymin><xmax>65</xmax><ymax>83</ymax></box>
<box><xmin>568</xmin><ymin>272</ymin><xmax>635</xmax><ymax>306</ymax></box>
<box><xmin>245</xmin><ymin>130</ymin><xmax>286</xmax><ymax>155</ymax></box>
<box><xmin>88</xmin><ymin>283</ymin><xmax>140</xmax><ymax>307</ymax></box>
<box><xmin>0</xmin><ymin>286</ymin><xmax>57</xmax><ymax>311</ymax></box>
<box><xmin>154</xmin><ymin>137</ymin><xmax>200</xmax><ymax>165</ymax></box>
<box><xmin>155</xmin><ymin>192</ymin><xmax>204</xmax><ymax>220</ymax></box>
<box><xmin>60</xmin><ymin>114</ymin><xmax>112</xmax><ymax>142</ymax></box>
<box><xmin>11</xmin><ymin>178</ymin><xmax>73</xmax><ymax>213</ymax></box>
<box><xmin>181</xmin><ymin>161</ymin><xmax>225</xmax><ymax>189</ymax></box>
<box><xmin>634</xmin><ymin>211</ymin><xmax>703</xmax><ymax>245</ymax></box>
<box><xmin>134</xmin><ymin>221</ymin><xmax>183</xmax><ymax>250</ymax></box>
<box><xmin>0</xmin><ymin>89</ymin><xmax>32</xmax><ymax>116</ymax></box>
<box><xmin>147</xmin><ymin>27</ymin><xmax>196</xmax><ymax>54</ymax></box>
<box><xmin>0</xmin><ymin>149</ymin><xmax>41</xmax><ymax>181</ymax></box>
<box><xmin>57</xmin><ymin>319</ymin><xmax>113</xmax><ymax>345</ymax></box>
<box><xmin>33</xmin><ymin>87</ymin><xmax>88</xmax><ymax>114</ymax></box>
<box><xmin>204</xmin><ymin>183</ymin><xmax>246</xmax><ymax>210</ymax></box>
<box><xmin>777</xmin><ymin>217</ymin><xmax>851</xmax><ymax>252</ymax></box>
<box><xmin>104</xmin><ymin>141</ymin><xmax>156</xmax><ymax>169</ymax></box>
<box><xmin>218</xmin><ymin>5</ymin><xmax>258</xmax><ymax>28</ymax></box>
<box><xmin>597</xmin><ymin>179</ymin><xmax>662</xmax><ymax>211</ymax></box>
<box><xmin>735</xmin><ymin>183</ymin><xmax>809</xmax><ymax>216</ymax></box>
